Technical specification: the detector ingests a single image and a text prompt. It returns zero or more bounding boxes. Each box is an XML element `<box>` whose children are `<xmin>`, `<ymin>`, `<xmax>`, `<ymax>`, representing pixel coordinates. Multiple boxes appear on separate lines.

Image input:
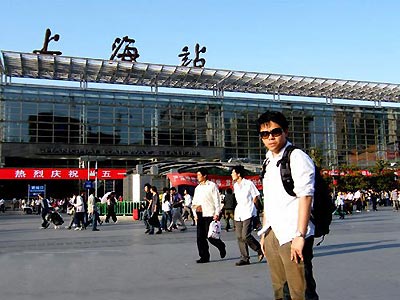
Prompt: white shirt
<box><xmin>162</xmin><ymin>193</ymin><xmax>171</xmax><ymax>212</ymax></box>
<box><xmin>335</xmin><ymin>194</ymin><xmax>344</xmax><ymax>206</ymax></box>
<box><xmin>192</xmin><ymin>180</ymin><xmax>221</xmax><ymax>217</ymax></box>
<box><xmin>184</xmin><ymin>194</ymin><xmax>192</xmax><ymax>207</ymax></box>
<box><xmin>260</xmin><ymin>143</ymin><xmax>315</xmax><ymax>246</ymax></box>
<box><xmin>87</xmin><ymin>194</ymin><xmax>96</xmax><ymax>214</ymax></box>
<box><xmin>75</xmin><ymin>195</ymin><xmax>85</xmax><ymax>213</ymax></box>
<box><xmin>233</xmin><ymin>178</ymin><xmax>259</xmax><ymax>221</ymax></box>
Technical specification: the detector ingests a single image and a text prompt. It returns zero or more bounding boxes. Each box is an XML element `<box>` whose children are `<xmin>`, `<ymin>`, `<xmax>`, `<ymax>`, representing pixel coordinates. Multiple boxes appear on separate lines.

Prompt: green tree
<box><xmin>309</xmin><ymin>147</ymin><xmax>323</xmax><ymax>169</ymax></box>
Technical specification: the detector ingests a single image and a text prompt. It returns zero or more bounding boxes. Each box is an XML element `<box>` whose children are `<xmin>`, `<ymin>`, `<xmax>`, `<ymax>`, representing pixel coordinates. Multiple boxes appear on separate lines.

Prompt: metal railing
<box><xmin>97</xmin><ymin>201</ymin><xmax>141</xmax><ymax>216</ymax></box>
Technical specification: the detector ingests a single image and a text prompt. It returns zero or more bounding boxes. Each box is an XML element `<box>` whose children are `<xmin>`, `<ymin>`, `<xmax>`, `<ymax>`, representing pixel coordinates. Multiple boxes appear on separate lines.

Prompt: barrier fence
<box><xmin>97</xmin><ymin>201</ymin><xmax>142</xmax><ymax>216</ymax></box>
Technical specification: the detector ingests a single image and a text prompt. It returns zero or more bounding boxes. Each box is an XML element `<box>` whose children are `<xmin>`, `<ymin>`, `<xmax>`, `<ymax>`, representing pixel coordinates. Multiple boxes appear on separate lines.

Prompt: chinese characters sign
<box><xmin>32</xmin><ymin>28</ymin><xmax>209</xmax><ymax>68</ymax></box>
<box><xmin>179</xmin><ymin>43</ymin><xmax>207</xmax><ymax>67</ymax></box>
<box><xmin>33</xmin><ymin>28</ymin><xmax>62</xmax><ymax>55</ymax></box>
<box><xmin>0</xmin><ymin>168</ymin><xmax>126</xmax><ymax>180</ymax></box>
<box><xmin>110</xmin><ymin>36</ymin><xmax>140</xmax><ymax>61</ymax></box>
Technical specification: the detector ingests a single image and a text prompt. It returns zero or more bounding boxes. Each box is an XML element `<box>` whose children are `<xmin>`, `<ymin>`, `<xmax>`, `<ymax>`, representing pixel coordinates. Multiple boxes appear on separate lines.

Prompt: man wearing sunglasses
<box><xmin>257</xmin><ymin>111</ymin><xmax>319</xmax><ymax>300</ymax></box>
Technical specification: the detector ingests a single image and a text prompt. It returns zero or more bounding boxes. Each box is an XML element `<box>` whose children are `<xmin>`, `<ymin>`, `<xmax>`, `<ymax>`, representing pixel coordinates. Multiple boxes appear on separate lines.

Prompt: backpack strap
<box><xmin>259</xmin><ymin>157</ymin><xmax>270</xmax><ymax>180</ymax></box>
<box><xmin>277</xmin><ymin>145</ymin><xmax>298</xmax><ymax>197</ymax></box>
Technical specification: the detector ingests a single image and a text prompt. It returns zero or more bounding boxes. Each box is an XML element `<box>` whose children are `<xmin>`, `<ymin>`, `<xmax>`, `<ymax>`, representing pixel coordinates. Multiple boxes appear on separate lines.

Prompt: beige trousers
<box><xmin>263</xmin><ymin>229</ymin><xmax>306</xmax><ymax>300</ymax></box>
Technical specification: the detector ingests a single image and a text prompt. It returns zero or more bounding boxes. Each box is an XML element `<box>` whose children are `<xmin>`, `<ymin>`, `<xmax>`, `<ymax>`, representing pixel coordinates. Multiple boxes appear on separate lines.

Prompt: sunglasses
<box><xmin>259</xmin><ymin>127</ymin><xmax>283</xmax><ymax>139</ymax></box>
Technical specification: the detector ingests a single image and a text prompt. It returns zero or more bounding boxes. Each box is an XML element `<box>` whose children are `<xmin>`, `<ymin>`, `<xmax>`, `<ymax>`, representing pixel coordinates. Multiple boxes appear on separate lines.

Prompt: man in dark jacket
<box><xmin>38</xmin><ymin>193</ymin><xmax>50</xmax><ymax>229</ymax></box>
<box><xmin>222</xmin><ymin>188</ymin><xmax>236</xmax><ymax>231</ymax></box>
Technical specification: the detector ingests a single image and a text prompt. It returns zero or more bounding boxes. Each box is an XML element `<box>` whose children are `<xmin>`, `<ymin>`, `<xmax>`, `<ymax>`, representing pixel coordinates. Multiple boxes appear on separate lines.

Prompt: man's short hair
<box><xmin>257</xmin><ymin>111</ymin><xmax>289</xmax><ymax>132</ymax></box>
<box><xmin>197</xmin><ymin>167</ymin><xmax>209</xmax><ymax>176</ymax></box>
<box><xmin>144</xmin><ymin>183</ymin><xmax>151</xmax><ymax>189</ymax></box>
<box><xmin>231</xmin><ymin>165</ymin><xmax>246</xmax><ymax>178</ymax></box>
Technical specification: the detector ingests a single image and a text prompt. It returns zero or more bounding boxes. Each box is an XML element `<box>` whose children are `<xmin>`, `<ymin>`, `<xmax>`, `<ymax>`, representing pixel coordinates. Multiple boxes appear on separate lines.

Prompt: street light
<box><xmin>79</xmin><ymin>156</ymin><xmax>107</xmax><ymax>198</ymax></box>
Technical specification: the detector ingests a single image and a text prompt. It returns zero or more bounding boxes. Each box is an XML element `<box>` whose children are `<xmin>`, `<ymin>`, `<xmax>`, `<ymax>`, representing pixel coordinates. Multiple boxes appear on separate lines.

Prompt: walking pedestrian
<box><xmin>182</xmin><ymin>189</ymin><xmax>195</xmax><ymax>226</ymax></box>
<box><xmin>230</xmin><ymin>165</ymin><xmax>264</xmax><ymax>266</ymax></box>
<box><xmin>104</xmin><ymin>192</ymin><xmax>117</xmax><ymax>223</ymax></box>
<box><xmin>167</xmin><ymin>187</ymin><xmax>187</xmax><ymax>232</ymax></box>
<box><xmin>143</xmin><ymin>183</ymin><xmax>152</xmax><ymax>233</ymax></box>
<box><xmin>222</xmin><ymin>188</ymin><xmax>236</xmax><ymax>232</ymax></box>
<box><xmin>38</xmin><ymin>193</ymin><xmax>50</xmax><ymax>229</ymax></box>
<box><xmin>192</xmin><ymin>167</ymin><xmax>226</xmax><ymax>264</ymax></box>
<box><xmin>161</xmin><ymin>187</ymin><xmax>172</xmax><ymax>231</ymax></box>
<box><xmin>148</xmin><ymin>186</ymin><xmax>162</xmax><ymax>235</ymax></box>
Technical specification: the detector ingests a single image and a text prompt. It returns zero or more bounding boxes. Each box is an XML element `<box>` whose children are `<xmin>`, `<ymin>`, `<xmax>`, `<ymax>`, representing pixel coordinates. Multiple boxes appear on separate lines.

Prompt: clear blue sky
<box><xmin>1</xmin><ymin>0</ymin><xmax>400</xmax><ymax>84</ymax></box>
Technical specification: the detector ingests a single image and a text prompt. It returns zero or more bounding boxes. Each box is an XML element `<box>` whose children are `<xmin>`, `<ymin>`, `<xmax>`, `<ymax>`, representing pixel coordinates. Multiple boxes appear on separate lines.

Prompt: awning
<box><xmin>2</xmin><ymin>50</ymin><xmax>400</xmax><ymax>103</ymax></box>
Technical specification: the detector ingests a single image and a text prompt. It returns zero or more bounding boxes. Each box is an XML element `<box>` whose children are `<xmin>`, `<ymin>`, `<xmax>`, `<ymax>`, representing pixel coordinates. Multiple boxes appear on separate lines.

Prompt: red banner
<box><xmin>322</xmin><ymin>169</ymin><xmax>373</xmax><ymax>177</ymax></box>
<box><xmin>0</xmin><ymin>168</ymin><xmax>126</xmax><ymax>180</ymax></box>
<box><xmin>167</xmin><ymin>172</ymin><xmax>262</xmax><ymax>190</ymax></box>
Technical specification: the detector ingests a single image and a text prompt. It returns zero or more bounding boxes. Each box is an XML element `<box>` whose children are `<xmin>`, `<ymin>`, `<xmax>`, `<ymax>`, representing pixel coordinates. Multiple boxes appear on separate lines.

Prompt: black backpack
<box><xmin>261</xmin><ymin>145</ymin><xmax>335</xmax><ymax>245</ymax></box>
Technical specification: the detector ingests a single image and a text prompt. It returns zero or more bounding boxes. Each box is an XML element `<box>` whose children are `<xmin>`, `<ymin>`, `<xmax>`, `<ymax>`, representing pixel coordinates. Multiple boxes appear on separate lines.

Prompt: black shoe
<box><xmin>145</xmin><ymin>229</ymin><xmax>150</xmax><ymax>234</ymax></box>
<box><xmin>148</xmin><ymin>231</ymin><xmax>154</xmax><ymax>235</ymax></box>
<box><xmin>155</xmin><ymin>229</ymin><xmax>162</xmax><ymax>234</ymax></box>
<box><xmin>235</xmin><ymin>260</ymin><xmax>250</xmax><ymax>266</ymax></box>
<box><xmin>92</xmin><ymin>228</ymin><xmax>100</xmax><ymax>231</ymax></box>
<box><xmin>220</xmin><ymin>246</ymin><xmax>226</xmax><ymax>259</ymax></box>
<box><xmin>180</xmin><ymin>227</ymin><xmax>187</xmax><ymax>232</ymax></box>
<box><xmin>196</xmin><ymin>258</ymin><xmax>210</xmax><ymax>264</ymax></box>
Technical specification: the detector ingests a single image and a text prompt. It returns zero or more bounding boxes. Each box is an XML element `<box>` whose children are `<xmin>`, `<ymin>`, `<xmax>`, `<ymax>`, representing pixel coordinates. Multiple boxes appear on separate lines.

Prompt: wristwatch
<box><xmin>294</xmin><ymin>230</ymin><xmax>305</xmax><ymax>239</ymax></box>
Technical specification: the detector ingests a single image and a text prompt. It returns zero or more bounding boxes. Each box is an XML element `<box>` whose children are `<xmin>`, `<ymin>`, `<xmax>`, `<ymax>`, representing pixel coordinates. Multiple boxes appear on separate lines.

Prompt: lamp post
<box><xmin>79</xmin><ymin>156</ymin><xmax>107</xmax><ymax>198</ymax></box>
<box><xmin>331</xmin><ymin>164</ymin><xmax>338</xmax><ymax>200</ymax></box>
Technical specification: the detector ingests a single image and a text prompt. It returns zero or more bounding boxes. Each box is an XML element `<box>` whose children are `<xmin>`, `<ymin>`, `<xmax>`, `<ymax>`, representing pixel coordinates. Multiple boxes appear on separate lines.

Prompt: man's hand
<box><xmin>213</xmin><ymin>214</ymin><xmax>219</xmax><ymax>221</ymax></box>
<box><xmin>260</xmin><ymin>234</ymin><xmax>266</xmax><ymax>256</ymax></box>
<box><xmin>290</xmin><ymin>237</ymin><xmax>305</xmax><ymax>263</ymax></box>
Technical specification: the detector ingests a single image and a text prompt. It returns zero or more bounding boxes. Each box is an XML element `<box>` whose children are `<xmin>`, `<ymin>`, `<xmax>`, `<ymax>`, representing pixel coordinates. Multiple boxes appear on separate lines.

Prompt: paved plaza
<box><xmin>1</xmin><ymin>207</ymin><xmax>399</xmax><ymax>300</ymax></box>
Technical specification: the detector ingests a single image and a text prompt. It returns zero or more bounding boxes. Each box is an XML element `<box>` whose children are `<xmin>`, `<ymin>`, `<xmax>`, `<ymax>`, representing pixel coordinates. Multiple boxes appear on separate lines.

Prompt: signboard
<box><xmin>167</xmin><ymin>172</ymin><xmax>262</xmax><ymax>190</ymax></box>
<box><xmin>83</xmin><ymin>181</ymin><xmax>93</xmax><ymax>189</ymax></box>
<box><xmin>0</xmin><ymin>168</ymin><xmax>126</xmax><ymax>180</ymax></box>
<box><xmin>28</xmin><ymin>184</ymin><xmax>46</xmax><ymax>197</ymax></box>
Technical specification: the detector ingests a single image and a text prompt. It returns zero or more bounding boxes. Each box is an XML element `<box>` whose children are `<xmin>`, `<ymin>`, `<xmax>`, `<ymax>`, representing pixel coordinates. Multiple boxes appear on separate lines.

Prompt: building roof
<box><xmin>2</xmin><ymin>50</ymin><xmax>400</xmax><ymax>103</ymax></box>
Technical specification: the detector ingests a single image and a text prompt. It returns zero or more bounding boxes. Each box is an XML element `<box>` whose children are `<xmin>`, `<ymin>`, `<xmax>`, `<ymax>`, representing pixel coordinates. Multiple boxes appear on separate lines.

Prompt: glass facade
<box><xmin>1</xmin><ymin>83</ymin><xmax>399</xmax><ymax>168</ymax></box>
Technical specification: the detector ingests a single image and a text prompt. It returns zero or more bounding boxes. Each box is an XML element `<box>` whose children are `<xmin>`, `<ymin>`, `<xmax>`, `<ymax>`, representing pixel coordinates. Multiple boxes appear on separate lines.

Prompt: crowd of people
<box><xmin>142</xmin><ymin>184</ymin><xmax>193</xmax><ymax>235</ymax></box>
<box><xmin>333</xmin><ymin>188</ymin><xmax>399</xmax><ymax>219</ymax></box>
<box><xmin>18</xmin><ymin>190</ymin><xmax>121</xmax><ymax>231</ymax></box>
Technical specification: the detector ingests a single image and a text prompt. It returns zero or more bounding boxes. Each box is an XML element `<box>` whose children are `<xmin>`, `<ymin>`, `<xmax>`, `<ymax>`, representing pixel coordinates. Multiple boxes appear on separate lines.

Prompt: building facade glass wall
<box><xmin>1</xmin><ymin>83</ymin><xmax>399</xmax><ymax>168</ymax></box>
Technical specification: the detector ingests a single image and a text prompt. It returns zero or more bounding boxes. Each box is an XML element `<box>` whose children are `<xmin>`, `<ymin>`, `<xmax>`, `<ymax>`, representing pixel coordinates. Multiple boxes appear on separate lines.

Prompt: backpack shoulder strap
<box><xmin>259</xmin><ymin>157</ymin><xmax>270</xmax><ymax>180</ymax></box>
<box><xmin>277</xmin><ymin>145</ymin><xmax>298</xmax><ymax>197</ymax></box>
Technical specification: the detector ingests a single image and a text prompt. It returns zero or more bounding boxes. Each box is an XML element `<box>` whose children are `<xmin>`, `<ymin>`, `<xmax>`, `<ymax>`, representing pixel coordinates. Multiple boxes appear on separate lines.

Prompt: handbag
<box><xmin>207</xmin><ymin>220</ymin><xmax>221</xmax><ymax>239</ymax></box>
<box><xmin>148</xmin><ymin>213</ymin><xmax>160</xmax><ymax>227</ymax></box>
<box><xmin>67</xmin><ymin>206</ymin><xmax>75</xmax><ymax>215</ymax></box>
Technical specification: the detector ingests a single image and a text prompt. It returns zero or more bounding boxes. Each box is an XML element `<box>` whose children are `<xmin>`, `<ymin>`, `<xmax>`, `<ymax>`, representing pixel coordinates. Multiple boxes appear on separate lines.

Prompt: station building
<box><xmin>1</xmin><ymin>51</ymin><xmax>399</xmax><ymax>198</ymax></box>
